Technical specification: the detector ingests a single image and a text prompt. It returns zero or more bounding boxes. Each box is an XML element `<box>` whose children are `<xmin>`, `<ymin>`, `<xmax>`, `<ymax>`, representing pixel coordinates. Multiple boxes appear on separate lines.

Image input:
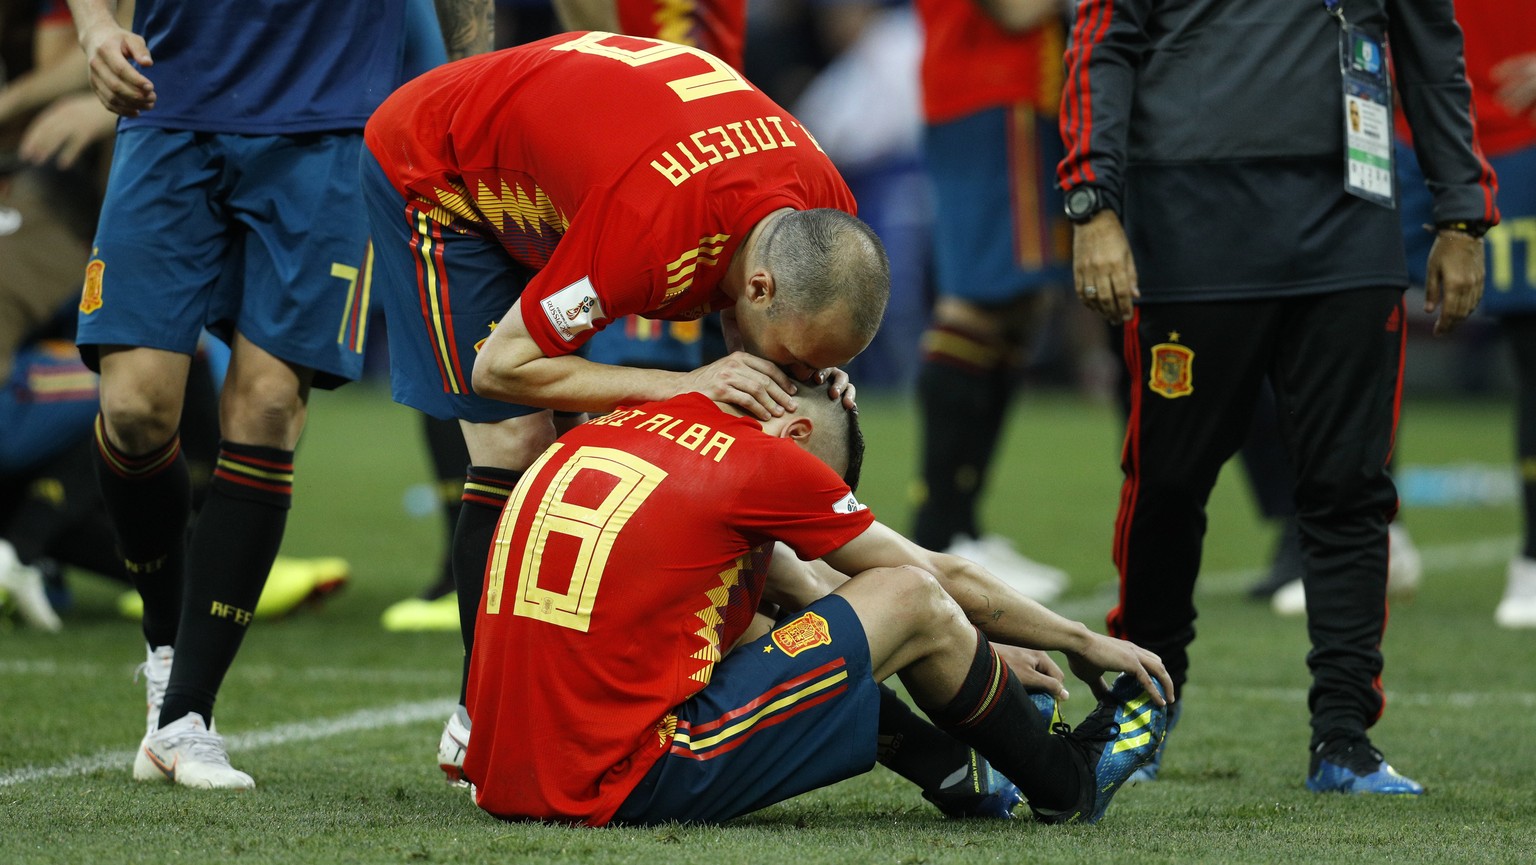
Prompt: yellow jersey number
<box><xmin>1486</xmin><ymin>216</ymin><xmax>1536</xmax><ymax>295</ymax></box>
<box><xmin>551</xmin><ymin>31</ymin><xmax>751</xmax><ymax>103</ymax></box>
<box><xmin>484</xmin><ymin>444</ymin><xmax>668</xmax><ymax>632</ymax></box>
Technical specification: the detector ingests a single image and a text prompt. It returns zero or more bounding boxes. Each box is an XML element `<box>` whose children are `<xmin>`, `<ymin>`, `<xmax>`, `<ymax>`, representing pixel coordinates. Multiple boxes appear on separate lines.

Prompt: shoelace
<box><xmin>165</xmin><ymin>725</ymin><xmax>237</xmax><ymax>768</ymax></box>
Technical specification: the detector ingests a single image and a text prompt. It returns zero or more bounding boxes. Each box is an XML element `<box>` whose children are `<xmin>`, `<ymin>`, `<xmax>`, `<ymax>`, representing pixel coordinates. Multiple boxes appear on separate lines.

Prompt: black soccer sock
<box><xmin>92</xmin><ymin>416</ymin><xmax>190</xmax><ymax>649</ymax></box>
<box><xmin>1506</xmin><ymin>315</ymin><xmax>1536</xmax><ymax>559</ymax></box>
<box><xmin>922</xmin><ymin>632</ymin><xmax>1083</xmax><ymax>811</ymax></box>
<box><xmin>912</xmin><ymin>324</ymin><xmax>1014</xmax><ymax>549</ymax></box>
<box><xmin>454</xmin><ymin>465</ymin><xmax>522</xmax><ymax>705</ymax></box>
<box><xmin>159</xmin><ymin>441</ymin><xmax>293</xmax><ymax>727</ymax></box>
<box><xmin>876</xmin><ymin>684</ymin><xmax>980</xmax><ymax>792</ymax></box>
<box><xmin>423</xmin><ymin>414</ymin><xmax>471</xmax><ymax>600</ymax></box>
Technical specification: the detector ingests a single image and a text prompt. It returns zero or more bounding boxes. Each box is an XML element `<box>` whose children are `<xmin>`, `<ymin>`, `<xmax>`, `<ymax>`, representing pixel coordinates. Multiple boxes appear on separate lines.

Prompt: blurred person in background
<box><xmin>1394</xmin><ymin>0</ymin><xmax>1536</xmax><ymax>628</ymax></box>
<box><xmin>907</xmin><ymin>0</ymin><xmax>1074</xmax><ymax>602</ymax></box>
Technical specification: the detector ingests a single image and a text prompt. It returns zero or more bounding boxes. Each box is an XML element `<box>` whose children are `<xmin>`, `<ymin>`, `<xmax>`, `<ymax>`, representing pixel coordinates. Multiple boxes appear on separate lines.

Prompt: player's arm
<box><xmin>551</xmin><ymin>0</ymin><xmax>619</xmax><ymax>34</ymax></box>
<box><xmin>472</xmin><ymin>302</ymin><xmax>800</xmax><ymax>420</ymax></box>
<box><xmin>0</xmin><ymin>18</ymin><xmax>89</xmax><ymax>129</ymax></box>
<box><xmin>432</xmin><ymin>0</ymin><xmax>494</xmax><ymax>61</ymax></box>
<box><xmin>820</xmin><ymin>520</ymin><xmax>1173</xmax><ymax>703</ymax></box>
<box><xmin>65</xmin><ymin>0</ymin><xmax>154</xmax><ymax>117</ymax></box>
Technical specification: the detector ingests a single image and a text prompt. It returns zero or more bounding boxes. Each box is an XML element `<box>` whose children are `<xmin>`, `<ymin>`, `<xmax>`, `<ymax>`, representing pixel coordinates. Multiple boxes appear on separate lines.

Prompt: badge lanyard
<box><xmin>1328</xmin><ymin>0</ymin><xmax>1395</xmax><ymax>207</ymax></box>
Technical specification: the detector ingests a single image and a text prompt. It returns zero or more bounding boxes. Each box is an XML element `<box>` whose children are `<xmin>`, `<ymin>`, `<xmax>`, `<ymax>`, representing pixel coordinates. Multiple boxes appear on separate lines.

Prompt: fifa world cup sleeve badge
<box><xmin>79</xmin><ymin>258</ymin><xmax>105</xmax><ymax>314</ymax></box>
<box><xmin>1148</xmin><ymin>335</ymin><xmax>1193</xmax><ymax>399</ymax></box>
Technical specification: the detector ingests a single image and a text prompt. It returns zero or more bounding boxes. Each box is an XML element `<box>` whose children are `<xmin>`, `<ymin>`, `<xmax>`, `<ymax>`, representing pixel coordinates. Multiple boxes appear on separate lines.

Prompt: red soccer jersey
<box><xmin>464</xmin><ymin>393</ymin><xmax>875</xmax><ymax>824</ymax></box>
<box><xmin>913</xmin><ymin>0</ymin><xmax>1065</xmax><ymax>124</ymax></box>
<box><xmin>1456</xmin><ymin>0</ymin><xmax>1536</xmax><ymax>157</ymax></box>
<box><xmin>617</xmin><ymin>0</ymin><xmax>746</xmax><ymax>72</ymax></box>
<box><xmin>364</xmin><ymin>31</ymin><xmax>854</xmax><ymax>359</ymax></box>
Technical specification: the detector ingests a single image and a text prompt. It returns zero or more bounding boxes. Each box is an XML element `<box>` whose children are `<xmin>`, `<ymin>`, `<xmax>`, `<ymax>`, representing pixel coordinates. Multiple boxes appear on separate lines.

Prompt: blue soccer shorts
<box><xmin>361</xmin><ymin>148</ymin><xmax>546</xmax><ymax>423</ymax></box>
<box><xmin>924</xmin><ymin>102</ymin><xmax>1070</xmax><ymax>304</ymax></box>
<box><xmin>609</xmin><ymin>593</ymin><xmax>882</xmax><ymax>825</ymax></box>
<box><xmin>78</xmin><ymin>127</ymin><xmax>372</xmax><ymax>388</ymax></box>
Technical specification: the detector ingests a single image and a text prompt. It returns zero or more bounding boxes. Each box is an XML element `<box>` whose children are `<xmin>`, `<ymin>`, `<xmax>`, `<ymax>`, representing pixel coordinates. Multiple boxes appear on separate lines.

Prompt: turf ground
<box><xmin>3</xmin><ymin>385</ymin><xmax>1532</xmax><ymax>864</ymax></box>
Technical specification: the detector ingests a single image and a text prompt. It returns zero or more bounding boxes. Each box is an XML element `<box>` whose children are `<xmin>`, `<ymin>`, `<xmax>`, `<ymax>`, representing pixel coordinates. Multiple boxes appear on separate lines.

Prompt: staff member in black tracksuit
<box><xmin>1059</xmin><ymin>0</ymin><xmax>1496</xmax><ymax>794</ymax></box>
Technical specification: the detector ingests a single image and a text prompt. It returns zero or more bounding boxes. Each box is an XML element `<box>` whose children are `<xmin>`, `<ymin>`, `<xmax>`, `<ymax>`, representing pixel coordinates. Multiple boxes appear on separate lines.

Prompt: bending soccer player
<box><xmin>464</xmin><ymin>387</ymin><xmax>1174</xmax><ymax>825</ymax></box>
<box><xmin>362</xmin><ymin>31</ymin><xmax>890</xmax><ymax>775</ymax></box>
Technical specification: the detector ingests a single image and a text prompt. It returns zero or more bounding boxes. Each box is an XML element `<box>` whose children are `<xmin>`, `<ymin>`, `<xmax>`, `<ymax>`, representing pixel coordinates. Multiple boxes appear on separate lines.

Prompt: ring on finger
<box><xmin>1084</xmin><ymin>285</ymin><xmax>1099</xmax><ymax>297</ymax></box>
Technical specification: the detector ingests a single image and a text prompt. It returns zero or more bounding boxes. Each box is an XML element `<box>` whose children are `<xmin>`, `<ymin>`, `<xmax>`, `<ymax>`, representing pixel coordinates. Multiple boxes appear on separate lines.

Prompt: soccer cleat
<box><xmin>0</xmin><ymin>540</ymin><xmax>62</xmax><ymax>632</ymax></box>
<box><xmin>381</xmin><ymin>592</ymin><xmax>461</xmax><ymax>632</ymax></box>
<box><xmin>133</xmin><ymin>712</ymin><xmax>254</xmax><ymax>789</ymax></box>
<box><xmin>944</xmin><ymin>534</ymin><xmax>1066</xmax><ymax>604</ymax></box>
<box><xmin>1306</xmin><ymin>740</ymin><xmax>1424</xmax><ymax>796</ymax></box>
<box><xmin>923</xmin><ymin>750</ymin><xmax>1023</xmax><ymax>819</ymax></box>
<box><xmin>1031</xmin><ymin>674</ymin><xmax>1168</xmax><ymax>825</ymax></box>
<box><xmin>117</xmin><ymin>555</ymin><xmax>349</xmax><ymax>621</ymax></box>
<box><xmin>1495</xmin><ymin>556</ymin><xmax>1536</xmax><ymax>629</ymax></box>
<box><xmin>1030</xmin><ymin>689</ymin><xmax>1063</xmax><ymax>730</ymax></box>
<box><xmin>439</xmin><ymin>705</ymin><xmax>471</xmax><ymax>786</ymax></box>
<box><xmin>135</xmin><ymin>644</ymin><xmax>175</xmax><ymax>735</ymax></box>
<box><xmin>1127</xmin><ymin>699</ymin><xmax>1182</xmax><ymax>784</ymax></box>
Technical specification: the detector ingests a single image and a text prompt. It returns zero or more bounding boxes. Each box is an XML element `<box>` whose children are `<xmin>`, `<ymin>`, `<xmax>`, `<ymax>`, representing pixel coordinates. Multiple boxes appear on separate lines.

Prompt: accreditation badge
<box><xmin>1339</xmin><ymin>25</ymin><xmax>1394</xmax><ymax>208</ymax></box>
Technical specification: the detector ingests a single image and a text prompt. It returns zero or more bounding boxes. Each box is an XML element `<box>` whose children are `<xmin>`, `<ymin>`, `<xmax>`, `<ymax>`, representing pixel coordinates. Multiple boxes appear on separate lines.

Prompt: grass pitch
<box><xmin>2</xmin><ymin>386</ymin><xmax>1532</xmax><ymax>865</ymax></box>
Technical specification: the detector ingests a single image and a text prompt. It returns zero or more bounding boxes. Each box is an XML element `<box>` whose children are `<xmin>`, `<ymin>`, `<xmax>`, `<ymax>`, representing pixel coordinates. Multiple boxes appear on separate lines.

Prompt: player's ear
<box><xmin>783</xmin><ymin>416</ymin><xmax>812</xmax><ymax>443</ymax></box>
<box><xmin>744</xmin><ymin>268</ymin><xmax>775</xmax><ymax>306</ymax></box>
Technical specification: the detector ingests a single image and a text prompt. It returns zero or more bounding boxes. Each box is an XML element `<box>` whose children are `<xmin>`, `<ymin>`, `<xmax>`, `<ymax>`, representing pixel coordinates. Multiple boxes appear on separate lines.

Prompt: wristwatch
<box><xmin>1064</xmin><ymin>185</ymin><xmax>1107</xmax><ymax>224</ymax></box>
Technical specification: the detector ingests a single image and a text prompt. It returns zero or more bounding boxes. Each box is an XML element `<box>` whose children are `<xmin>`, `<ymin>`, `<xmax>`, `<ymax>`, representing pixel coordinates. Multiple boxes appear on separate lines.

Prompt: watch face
<box><xmin>1066</xmin><ymin>186</ymin><xmax>1098</xmax><ymax>219</ymax></box>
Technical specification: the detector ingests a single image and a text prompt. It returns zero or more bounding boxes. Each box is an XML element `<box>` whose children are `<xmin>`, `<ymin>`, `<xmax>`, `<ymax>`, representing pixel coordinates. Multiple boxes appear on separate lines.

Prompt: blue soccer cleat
<box><xmin>1127</xmin><ymin>698</ymin><xmax>1182</xmax><ymax>784</ymax></box>
<box><xmin>1031</xmin><ymin>673</ymin><xmax>1169</xmax><ymax>825</ymax></box>
<box><xmin>1306</xmin><ymin>741</ymin><xmax>1424</xmax><ymax>796</ymax></box>
<box><xmin>923</xmin><ymin>749</ymin><xmax>1023</xmax><ymax>819</ymax></box>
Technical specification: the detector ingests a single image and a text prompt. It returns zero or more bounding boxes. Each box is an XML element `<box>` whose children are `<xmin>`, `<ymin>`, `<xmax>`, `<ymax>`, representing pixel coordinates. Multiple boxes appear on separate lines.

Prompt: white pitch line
<box><xmin>0</xmin><ymin>699</ymin><xmax>454</xmax><ymax>787</ymax></box>
<box><xmin>0</xmin><ymin>659</ymin><xmax>450</xmax><ymax>686</ymax></box>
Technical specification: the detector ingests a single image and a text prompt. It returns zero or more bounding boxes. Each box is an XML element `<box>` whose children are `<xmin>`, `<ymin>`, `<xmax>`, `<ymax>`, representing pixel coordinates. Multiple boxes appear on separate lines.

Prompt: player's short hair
<box><xmin>794</xmin><ymin>386</ymin><xmax>866</xmax><ymax>493</ymax></box>
<box><xmin>759</xmin><ymin>209</ymin><xmax>889</xmax><ymax>343</ymax></box>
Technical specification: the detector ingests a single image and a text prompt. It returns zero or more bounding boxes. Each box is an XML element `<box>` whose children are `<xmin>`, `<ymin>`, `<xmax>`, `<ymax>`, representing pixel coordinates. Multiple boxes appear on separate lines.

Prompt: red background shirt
<box><xmin>914</xmin><ymin>0</ymin><xmax>1065</xmax><ymax>124</ymax></box>
<box><xmin>617</xmin><ymin>0</ymin><xmax>746</xmax><ymax>72</ymax></box>
<box><xmin>364</xmin><ymin>32</ymin><xmax>855</xmax><ymax>359</ymax></box>
<box><xmin>465</xmin><ymin>394</ymin><xmax>875</xmax><ymax>824</ymax></box>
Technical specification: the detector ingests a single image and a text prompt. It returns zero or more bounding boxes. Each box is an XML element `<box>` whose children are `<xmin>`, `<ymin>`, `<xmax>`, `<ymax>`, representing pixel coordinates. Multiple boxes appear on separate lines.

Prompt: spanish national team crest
<box><xmin>771</xmin><ymin>611</ymin><xmax>833</xmax><ymax>657</ymax></box>
<box><xmin>1148</xmin><ymin>334</ymin><xmax>1193</xmax><ymax>399</ymax></box>
<box><xmin>79</xmin><ymin>258</ymin><xmax>105</xmax><ymax>314</ymax></box>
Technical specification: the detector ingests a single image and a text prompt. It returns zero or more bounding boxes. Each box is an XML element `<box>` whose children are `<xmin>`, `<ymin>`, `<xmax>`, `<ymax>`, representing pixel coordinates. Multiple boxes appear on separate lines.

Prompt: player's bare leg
<box><xmin>834</xmin><ymin>565</ymin><xmax>1166</xmax><ymax>824</ymax></box>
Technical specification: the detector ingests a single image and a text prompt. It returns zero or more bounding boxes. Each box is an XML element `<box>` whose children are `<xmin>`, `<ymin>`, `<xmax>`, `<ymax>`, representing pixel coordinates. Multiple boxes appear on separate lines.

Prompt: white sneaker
<box><xmin>1495</xmin><ymin>556</ymin><xmax>1536</xmax><ymax>629</ymax></box>
<box><xmin>944</xmin><ymin>534</ymin><xmax>1066</xmax><ymax>603</ymax></box>
<box><xmin>1271</xmin><ymin>522</ymin><xmax>1423</xmax><ymax>617</ymax></box>
<box><xmin>135</xmin><ymin>644</ymin><xmax>175</xmax><ymax>735</ymax></box>
<box><xmin>133</xmin><ymin>712</ymin><xmax>254</xmax><ymax>789</ymax></box>
<box><xmin>438</xmin><ymin>705</ymin><xmax>471</xmax><ymax>786</ymax></box>
<box><xmin>0</xmin><ymin>539</ymin><xmax>62</xmax><ymax>632</ymax></box>
<box><xmin>1387</xmin><ymin>522</ymin><xmax>1423</xmax><ymax>598</ymax></box>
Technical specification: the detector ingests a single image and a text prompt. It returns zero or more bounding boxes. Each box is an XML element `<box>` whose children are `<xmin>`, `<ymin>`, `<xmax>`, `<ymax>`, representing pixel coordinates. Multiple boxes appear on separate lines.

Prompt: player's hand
<box><xmin>681</xmin><ymin>351</ymin><xmax>798</xmax><ymax>420</ymax></box>
<box><xmin>995</xmin><ymin>644</ymin><xmax>1068</xmax><ymax>702</ymax></box>
<box><xmin>1063</xmin><ymin>632</ymin><xmax>1174</xmax><ymax>707</ymax></box>
<box><xmin>1424</xmin><ymin>229</ymin><xmax>1485</xmax><ymax>336</ymax></box>
<box><xmin>810</xmin><ymin>367</ymin><xmax>856</xmax><ymax>412</ymax></box>
<box><xmin>78</xmin><ymin>19</ymin><xmax>155</xmax><ymax>117</ymax></box>
<box><xmin>19</xmin><ymin>93</ymin><xmax>118</xmax><ymax>169</ymax></box>
<box><xmin>1072</xmin><ymin>209</ymin><xmax>1140</xmax><ymax>324</ymax></box>
<box><xmin>1493</xmin><ymin>53</ymin><xmax>1536</xmax><ymax>119</ymax></box>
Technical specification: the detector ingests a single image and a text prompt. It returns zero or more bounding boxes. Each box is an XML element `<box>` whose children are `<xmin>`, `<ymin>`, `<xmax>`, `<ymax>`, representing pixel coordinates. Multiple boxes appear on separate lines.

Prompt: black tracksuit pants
<box><xmin>1109</xmin><ymin>286</ymin><xmax>1404</xmax><ymax>748</ymax></box>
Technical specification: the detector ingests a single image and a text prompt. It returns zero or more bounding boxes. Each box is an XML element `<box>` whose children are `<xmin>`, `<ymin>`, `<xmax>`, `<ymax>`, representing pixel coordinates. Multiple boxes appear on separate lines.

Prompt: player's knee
<box><xmin>98</xmin><ymin>381</ymin><xmax>182</xmax><ymax>454</ymax></box>
<box><xmin>878</xmin><ymin>565</ymin><xmax>965</xmax><ymax>632</ymax></box>
<box><xmin>220</xmin><ymin>376</ymin><xmax>307</xmax><ymax>446</ymax></box>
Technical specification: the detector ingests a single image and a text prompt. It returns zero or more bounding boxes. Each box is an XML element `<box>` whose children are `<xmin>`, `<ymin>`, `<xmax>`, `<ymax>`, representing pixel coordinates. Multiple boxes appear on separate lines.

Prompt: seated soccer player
<box><xmin>464</xmin><ymin>385</ymin><xmax>1174</xmax><ymax>825</ymax></box>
